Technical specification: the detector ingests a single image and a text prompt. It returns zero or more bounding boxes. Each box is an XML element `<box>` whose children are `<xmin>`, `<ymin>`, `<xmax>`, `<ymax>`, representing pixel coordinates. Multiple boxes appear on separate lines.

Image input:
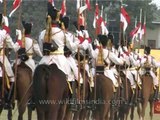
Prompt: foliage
<box><xmin>0</xmin><ymin>0</ymin><xmax>159</xmax><ymax>42</ymax></box>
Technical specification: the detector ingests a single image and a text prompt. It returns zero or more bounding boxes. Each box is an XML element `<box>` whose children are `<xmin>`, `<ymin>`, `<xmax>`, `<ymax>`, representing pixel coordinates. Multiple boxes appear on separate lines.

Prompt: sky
<box><xmin>151</xmin><ymin>0</ymin><xmax>160</xmax><ymax>9</ymax></box>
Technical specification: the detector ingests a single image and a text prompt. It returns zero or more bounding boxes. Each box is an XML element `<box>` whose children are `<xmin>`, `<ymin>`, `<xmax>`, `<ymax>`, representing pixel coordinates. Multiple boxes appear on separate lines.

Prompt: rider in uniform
<box><xmin>16</xmin><ymin>21</ymin><xmax>43</xmax><ymax>74</ymax></box>
<box><xmin>0</xmin><ymin>13</ymin><xmax>20</xmax><ymax>107</ymax></box>
<box><xmin>140</xmin><ymin>46</ymin><xmax>160</xmax><ymax>101</ymax></box>
<box><xmin>38</xmin><ymin>3</ymin><xmax>73</xmax><ymax>86</ymax></box>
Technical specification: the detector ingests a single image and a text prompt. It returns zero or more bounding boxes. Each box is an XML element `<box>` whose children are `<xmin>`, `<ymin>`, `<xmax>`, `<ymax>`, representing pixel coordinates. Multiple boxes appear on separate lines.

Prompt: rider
<box><xmin>38</xmin><ymin>3</ymin><xmax>73</xmax><ymax>84</ymax></box>
<box><xmin>89</xmin><ymin>34</ymin><xmax>124</xmax><ymax>91</ymax></box>
<box><xmin>140</xmin><ymin>46</ymin><xmax>160</xmax><ymax>101</ymax></box>
<box><xmin>16</xmin><ymin>21</ymin><xmax>43</xmax><ymax>74</ymax></box>
<box><xmin>0</xmin><ymin>13</ymin><xmax>20</xmax><ymax>106</ymax></box>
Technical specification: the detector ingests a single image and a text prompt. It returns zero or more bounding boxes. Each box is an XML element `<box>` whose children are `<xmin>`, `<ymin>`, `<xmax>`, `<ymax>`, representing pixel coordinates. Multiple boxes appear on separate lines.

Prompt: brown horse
<box><xmin>33</xmin><ymin>63</ymin><xmax>69</xmax><ymax>120</ymax></box>
<box><xmin>0</xmin><ymin>62</ymin><xmax>14</xmax><ymax>120</ymax></box>
<box><xmin>138</xmin><ymin>74</ymin><xmax>154</xmax><ymax>120</ymax></box>
<box><xmin>93</xmin><ymin>74</ymin><xmax>114</xmax><ymax>120</ymax></box>
<box><xmin>13</xmin><ymin>62</ymin><xmax>33</xmax><ymax>120</ymax></box>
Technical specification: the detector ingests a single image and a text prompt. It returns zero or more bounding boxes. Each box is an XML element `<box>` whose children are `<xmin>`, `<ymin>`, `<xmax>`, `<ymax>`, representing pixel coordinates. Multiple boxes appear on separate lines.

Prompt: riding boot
<box><xmin>137</xmin><ymin>85</ymin><xmax>142</xmax><ymax>102</ymax></box>
<box><xmin>129</xmin><ymin>88</ymin><xmax>135</xmax><ymax>106</ymax></box>
<box><xmin>153</xmin><ymin>86</ymin><xmax>159</xmax><ymax>101</ymax></box>
<box><xmin>69</xmin><ymin>81</ymin><xmax>78</xmax><ymax>112</ymax></box>
<box><xmin>5</xmin><ymin>82</ymin><xmax>14</xmax><ymax>109</ymax></box>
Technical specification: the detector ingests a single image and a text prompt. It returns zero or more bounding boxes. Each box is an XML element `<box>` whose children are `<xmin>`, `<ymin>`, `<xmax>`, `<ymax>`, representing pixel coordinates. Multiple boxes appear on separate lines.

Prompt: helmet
<box><xmin>144</xmin><ymin>46</ymin><xmax>151</xmax><ymax>55</ymax></box>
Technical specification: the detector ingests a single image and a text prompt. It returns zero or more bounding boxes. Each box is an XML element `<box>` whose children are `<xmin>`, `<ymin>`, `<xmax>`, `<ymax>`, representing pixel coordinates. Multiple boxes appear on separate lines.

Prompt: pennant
<box><xmin>120</xmin><ymin>6</ymin><xmax>130</xmax><ymax>32</ymax></box>
<box><xmin>48</xmin><ymin>0</ymin><xmax>54</xmax><ymax>6</ymax></box>
<box><xmin>60</xmin><ymin>0</ymin><xmax>66</xmax><ymax>16</ymax></box>
<box><xmin>9</xmin><ymin>0</ymin><xmax>22</xmax><ymax>17</ymax></box>
<box><xmin>93</xmin><ymin>3</ymin><xmax>99</xmax><ymax>28</ymax></box>
<box><xmin>85</xmin><ymin>0</ymin><xmax>91</xmax><ymax>10</ymax></box>
<box><xmin>130</xmin><ymin>22</ymin><xmax>141</xmax><ymax>37</ymax></box>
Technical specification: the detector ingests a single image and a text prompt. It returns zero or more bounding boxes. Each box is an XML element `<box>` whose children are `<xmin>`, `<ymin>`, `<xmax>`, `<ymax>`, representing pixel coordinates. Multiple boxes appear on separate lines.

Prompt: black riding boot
<box><xmin>137</xmin><ymin>85</ymin><xmax>142</xmax><ymax>102</ymax></box>
<box><xmin>5</xmin><ymin>82</ymin><xmax>14</xmax><ymax>109</ymax></box>
<box><xmin>129</xmin><ymin>88</ymin><xmax>135</xmax><ymax>106</ymax></box>
<box><xmin>153</xmin><ymin>86</ymin><xmax>159</xmax><ymax>101</ymax></box>
<box><xmin>69</xmin><ymin>81</ymin><xmax>78</xmax><ymax>112</ymax></box>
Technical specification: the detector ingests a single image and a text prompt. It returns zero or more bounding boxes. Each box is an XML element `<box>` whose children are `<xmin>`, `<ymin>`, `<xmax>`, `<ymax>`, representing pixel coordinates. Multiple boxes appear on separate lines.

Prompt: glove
<box><xmin>2</xmin><ymin>16</ymin><xmax>9</xmax><ymax>27</ymax></box>
<box><xmin>16</xmin><ymin>29</ymin><xmax>22</xmax><ymax>40</ymax></box>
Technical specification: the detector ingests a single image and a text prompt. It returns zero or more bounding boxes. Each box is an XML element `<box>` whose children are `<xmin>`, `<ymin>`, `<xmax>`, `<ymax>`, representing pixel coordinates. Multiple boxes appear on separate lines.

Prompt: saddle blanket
<box><xmin>154</xmin><ymin>100</ymin><xmax>160</xmax><ymax>114</ymax></box>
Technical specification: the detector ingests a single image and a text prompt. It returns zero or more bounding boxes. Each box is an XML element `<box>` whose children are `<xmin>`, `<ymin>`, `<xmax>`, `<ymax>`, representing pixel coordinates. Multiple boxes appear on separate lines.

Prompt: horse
<box><xmin>13</xmin><ymin>62</ymin><xmax>33</xmax><ymax>120</ymax></box>
<box><xmin>138</xmin><ymin>73</ymin><xmax>155</xmax><ymax>120</ymax></box>
<box><xmin>0</xmin><ymin>61</ymin><xmax>14</xmax><ymax>120</ymax></box>
<box><xmin>93</xmin><ymin>74</ymin><xmax>114</xmax><ymax>120</ymax></box>
<box><xmin>115</xmin><ymin>69</ymin><xmax>135</xmax><ymax>120</ymax></box>
<box><xmin>59</xmin><ymin>63</ymin><xmax>91</xmax><ymax>120</ymax></box>
<box><xmin>33</xmin><ymin>63</ymin><xmax>70</xmax><ymax>120</ymax></box>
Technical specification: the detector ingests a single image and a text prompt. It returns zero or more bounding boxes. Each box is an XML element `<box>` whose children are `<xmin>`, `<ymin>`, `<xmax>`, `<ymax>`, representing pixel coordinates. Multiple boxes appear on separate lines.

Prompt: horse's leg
<box><xmin>124</xmin><ymin>107</ymin><xmax>130</xmax><ymax>120</ymax></box>
<box><xmin>36</xmin><ymin>106</ymin><xmax>45</xmax><ymax>120</ymax></box>
<box><xmin>8</xmin><ymin>108</ymin><xmax>12</xmax><ymax>120</ymax></box>
<box><xmin>141</xmin><ymin>99</ymin><xmax>148</xmax><ymax>120</ymax></box>
<box><xmin>57</xmin><ymin>104</ymin><xmax>67</xmax><ymax>120</ymax></box>
<box><xmin>18</xmin><ymin>103</ymin><xmax>26</xmax><ymax>120</ymax></box>
<box><xmin>73</xmin><ymin>111</ymin><xmax>80</xmax><ymax>120</ymax></box>
<box><xmin>137</xmin><ymin>103</ymin><xmax>142</xmax><ymax>119</ymax></box>
<box><xmin>149</xmin><ymin>101</ymin><xmax>154</xmax><ymax>120</ymax></box>
<box><xmin>64</xmin><ymin>105</ymin><xmax>73</xmax><ymax>120</ymax></box>
<box><xmin>130</xmin><ymin>106</ymin><xmax>135</xmax><ymax>120</ymax></box>
<box><xmin>47</xmin><ymin>104</ymin><xmax>59</xmax><ymax>120</ymax></box>
<box><xmin>28</xmin><ymin>106</ymin><xmax>32</xmax><ymax>120</ymax></box>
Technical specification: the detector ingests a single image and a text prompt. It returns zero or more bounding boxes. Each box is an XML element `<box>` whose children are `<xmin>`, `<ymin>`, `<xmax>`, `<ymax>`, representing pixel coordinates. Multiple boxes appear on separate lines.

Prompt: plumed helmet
<box><xmin>61</xmin><ymin>16</ymin><xmax>70</xmax><ymax>29</ymax></box>
<box><xmin>97</xmin><ymin>34</ymin><xmax>108</xmax><ymax>47</ymax></box>
<box><xmin>22</xmin><ymin>21</ymin><xmax>32</xmax><ymax>35</ymax></box>
<box><xmin>144</xmin><ymin>46</ymin><xmax>151</xmax><ymax>55</ymax></box>
<box><xmin>47</xmin><ymin>2</ymin><xmax>60</xmax><ymax>21</ymax></box>
<box><xmin>0</xmin><ymin>13</ymin><xmax>2</xmax><ymax>24</ymax></box>
<box><xmin>108</xmin><ymin>33</ymin><xmax>114</xmax><ymax>44</ymax></box>
<box><xmin>80</xmin><ymin>25</ymin><xmax>85</xmax><ymax>31</ymax></box>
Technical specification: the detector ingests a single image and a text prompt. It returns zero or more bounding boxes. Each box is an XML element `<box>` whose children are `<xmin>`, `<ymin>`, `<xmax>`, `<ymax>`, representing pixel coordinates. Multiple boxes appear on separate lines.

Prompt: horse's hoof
<box><xmin>3</xmin><ymin>103</ymin><xmax>13</xmax><ymax>110</ymax></box>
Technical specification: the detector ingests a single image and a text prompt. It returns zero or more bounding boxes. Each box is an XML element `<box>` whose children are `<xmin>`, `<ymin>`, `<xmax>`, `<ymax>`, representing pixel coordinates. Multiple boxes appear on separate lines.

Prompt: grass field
<box><xmin>0</xmin><ymin>102</ymin><xmax>160</xmax><ymax>120</ymax></box>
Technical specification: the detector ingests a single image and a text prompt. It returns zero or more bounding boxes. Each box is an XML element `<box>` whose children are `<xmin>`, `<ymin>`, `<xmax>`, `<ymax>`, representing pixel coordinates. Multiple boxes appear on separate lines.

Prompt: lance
<box><xmin>13</xmin><ymin>2</ymin><xmax>22</xmax><ymax>102</ymax></box>
<box><xmin>77</xmin><ymin>0</ymin><xmax>81</xmax><ymax>103</ymax></box>
<box><xmin>2</xmin><ymin>0</ymin><xmax>7</xmax><ymax>99</ymax></box>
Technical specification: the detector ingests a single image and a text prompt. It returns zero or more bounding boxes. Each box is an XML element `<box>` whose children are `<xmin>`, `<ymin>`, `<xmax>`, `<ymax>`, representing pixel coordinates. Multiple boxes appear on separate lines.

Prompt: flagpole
<box><xmin>143</xmin><ymin>11</ymin><xmax>146</xmax><ymax>49</ymax></box>
<box><xmin>2</xmin><ymin>0</ymin><xmax>7</xmax><ymax>99</ymax></box>
<box><xmin>138</xmin><ymin>8</ymin><xmax>142</xmax><ymax>53</ymax></box>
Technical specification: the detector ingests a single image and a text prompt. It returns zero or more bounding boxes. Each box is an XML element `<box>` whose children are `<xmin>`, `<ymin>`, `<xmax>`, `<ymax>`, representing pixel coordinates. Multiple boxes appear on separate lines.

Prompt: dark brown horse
<box><xmin>33</xmin><ymin>63</ymin><xmax>69</xmax><ymax>120</ymax></box>
<box><xmin>13</xmin><ymin>62</ymin><xmax>33</xmax><ymax>120</ymax></box>
<box><xmin>93</xmin><ymin>74</ymin><xmax>114</xmax><ymax>120</ymax></box>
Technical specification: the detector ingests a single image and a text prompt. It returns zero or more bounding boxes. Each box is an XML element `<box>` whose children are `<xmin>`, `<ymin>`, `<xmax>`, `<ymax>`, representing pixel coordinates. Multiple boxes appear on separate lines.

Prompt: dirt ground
<box><xmin>0</xmin><ymin>102</ymin><xmax>160</xmax><ymax>120</ymax></box>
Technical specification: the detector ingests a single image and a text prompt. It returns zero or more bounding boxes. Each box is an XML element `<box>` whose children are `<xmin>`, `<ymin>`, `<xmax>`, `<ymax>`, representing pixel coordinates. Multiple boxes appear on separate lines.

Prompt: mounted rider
<box><xmin>38</xmin><ymin>3</ymin><xmax>73</xmax><ymax>84</ymax></box>
<box><xmin>89</xmin><ymin>34</ymin><xmax>124</xmax><ymax>91</ymax></box>
<box><xmin>0</xmin><ymin>13</ymin><xmax>20</xmax><ymax>106</ymax></box>
<box><xmin>140</xmin><ymin>46</ymin><xmax>160</xmax><ymax>101</ymax></box>
<box><xmin>16</xmin><ymin>21</ymin><xmax>43</xmax><ymax>74</ymax></box>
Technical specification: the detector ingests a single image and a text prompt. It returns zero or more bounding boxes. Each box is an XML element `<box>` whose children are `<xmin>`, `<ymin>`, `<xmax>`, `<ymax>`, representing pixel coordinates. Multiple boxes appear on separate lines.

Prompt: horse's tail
<box><xmin>33</xmin><ymin>64</ymin><xmax>50</xmax><ymax>104</ymax></box>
